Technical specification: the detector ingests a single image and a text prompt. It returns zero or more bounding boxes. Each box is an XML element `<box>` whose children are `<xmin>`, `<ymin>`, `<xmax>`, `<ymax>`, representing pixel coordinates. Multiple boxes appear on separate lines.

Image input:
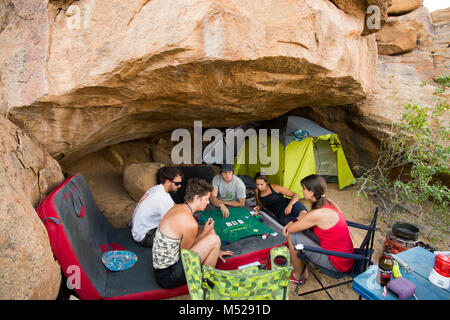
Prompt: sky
<box><xmin>423</xmin><ymin>0</ymin><xmax>450</xmax><ymax>12</ymax></box>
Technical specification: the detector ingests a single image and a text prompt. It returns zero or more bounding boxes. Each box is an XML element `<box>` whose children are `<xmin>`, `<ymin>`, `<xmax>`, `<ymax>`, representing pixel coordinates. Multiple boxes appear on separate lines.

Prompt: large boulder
<box><xmin>331</xmin><ymin>0</ymin><xmax>391</xmax><ymax>35</ymax></box>
<box><xmin>386</xmin><ymin>6</ymin><xmax>435</xmax><ymax>52</ymax></box>
<box><xmin>123</xmin><ymin>162</ymin><xmax>165</xmax><ymax>202</ymax></box>
<box><xmin>3</xmin><ymin>0</ymin><xmax>379</xmax><ymax>165</ymax></box>
<box><xmin>376</xmin><ymin>20</ymin><xmax>417</xmax><ymax>55</ymax></box>
<box><xmin>0</xmin><ymin>115</ymin><xmax>64</xmax><ymax>299</ymax></box>
<box><xmin>388</xmin><ymin>0</ymin><xmax>423</xmax><ymax>15</ymax></box>
<box><xmin>63</xmin><ymin>150</ymin><xmax>138</xmax><ymax>228</ymax></box>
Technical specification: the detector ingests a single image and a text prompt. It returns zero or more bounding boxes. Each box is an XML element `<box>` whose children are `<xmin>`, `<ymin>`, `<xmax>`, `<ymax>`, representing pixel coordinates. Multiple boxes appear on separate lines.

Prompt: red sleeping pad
<box><xmin>36</xmin><ymin>173</ymin><xmax>286</xmax><ymax>299</ymax></box>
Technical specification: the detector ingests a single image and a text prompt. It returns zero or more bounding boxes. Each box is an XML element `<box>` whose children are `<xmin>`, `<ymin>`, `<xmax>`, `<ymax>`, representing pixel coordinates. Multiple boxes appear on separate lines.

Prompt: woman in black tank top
<box><xmin>253</xmin><ymin>172</ymin><xmax>308</xmax><ymax>226</ymax></box>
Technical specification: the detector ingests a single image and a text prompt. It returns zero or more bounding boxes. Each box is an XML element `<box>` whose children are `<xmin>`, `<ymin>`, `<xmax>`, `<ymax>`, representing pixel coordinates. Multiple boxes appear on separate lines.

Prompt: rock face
<box><xmin>431</xmin><ymin>9</ymin><xmax>450</xmax><ymax>73</ymax></box>
<box><xmin>0</xmin><ymin>115</ymin><xmax>64</xmax><ymax>299</ymax></box>
<box><xmin>292</xmin><ymin>5</ymin><xmax>449</xmax><ymax>172</ymax></box>
<box><xmin>2</xmin><ymin>0</ymin><xmax>379</xmax><ymax>165</ymax></box>
<box><xmin>0</xmin><ymin>0</ymin><xmax>447</xmax><ymax>301</ymax></box>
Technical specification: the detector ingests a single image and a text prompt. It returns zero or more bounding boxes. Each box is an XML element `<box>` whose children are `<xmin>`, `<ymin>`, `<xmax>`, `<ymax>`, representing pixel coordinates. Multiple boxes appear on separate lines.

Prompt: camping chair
<box><xmin>181</xmin><ymin>246</ymin><xmax>292</xmax><ymax>300</ymax></box>
<box><xmin>294</xmin><ymin>207</ymin><xmax>378</xmax><ymax>300</ymax></box>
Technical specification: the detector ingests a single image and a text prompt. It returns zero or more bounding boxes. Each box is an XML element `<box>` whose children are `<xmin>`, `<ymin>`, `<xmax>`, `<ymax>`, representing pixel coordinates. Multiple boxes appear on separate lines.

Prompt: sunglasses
<box><xmin>164</xmin><ymin>179</ymin><xmax>182</xmax><ymax>186</ymax></box>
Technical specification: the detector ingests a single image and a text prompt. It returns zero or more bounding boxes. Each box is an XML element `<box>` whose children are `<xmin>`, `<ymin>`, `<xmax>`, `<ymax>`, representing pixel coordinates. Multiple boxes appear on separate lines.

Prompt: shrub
<box><xmin>355</xmin><ymin>75</ymin><xmax>449</xmax><ymax>241</ymax></box>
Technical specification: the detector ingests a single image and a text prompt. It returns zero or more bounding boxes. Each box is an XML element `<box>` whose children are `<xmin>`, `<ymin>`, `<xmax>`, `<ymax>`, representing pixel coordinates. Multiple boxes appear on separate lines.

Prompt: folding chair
<box><xmin>294</xmin><ymin>207</ymin><xmax>378</xmax><ymax>300</ymax></box>
<box><xmin>181</xmin><ymin>246</ymin><xmax>292</xmax><ymax>300</ymax></box>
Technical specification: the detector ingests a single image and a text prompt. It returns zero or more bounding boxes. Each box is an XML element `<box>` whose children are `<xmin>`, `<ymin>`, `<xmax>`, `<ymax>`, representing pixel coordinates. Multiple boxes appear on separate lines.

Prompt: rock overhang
<box><xmin>4</xmin><ymin>0</ymin><xmax>381</xmax><ymax>164</ymax></box>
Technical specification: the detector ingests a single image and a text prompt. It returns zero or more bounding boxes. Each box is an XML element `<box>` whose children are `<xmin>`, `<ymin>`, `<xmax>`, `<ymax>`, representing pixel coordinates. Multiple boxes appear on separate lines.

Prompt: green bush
<box><xmin>355</xmin><ymin>76</ymin><xmax>449</xmax><ymax>240</ymax></box>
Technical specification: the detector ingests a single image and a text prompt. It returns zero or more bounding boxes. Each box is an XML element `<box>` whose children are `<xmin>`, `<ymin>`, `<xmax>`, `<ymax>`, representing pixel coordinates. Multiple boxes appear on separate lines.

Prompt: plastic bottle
<box><xmin>377</xmin><ymin>244</ymin><xmax>393</xmax><ymax>286</ymax></box>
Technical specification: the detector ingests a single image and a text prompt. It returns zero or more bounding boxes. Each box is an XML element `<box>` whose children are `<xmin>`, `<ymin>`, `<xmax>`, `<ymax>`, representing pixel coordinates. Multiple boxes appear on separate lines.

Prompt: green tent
<box><xmin>234</xmin><ymin>116</ymin><xmax>355</xmax><ymax>197</ymax></box>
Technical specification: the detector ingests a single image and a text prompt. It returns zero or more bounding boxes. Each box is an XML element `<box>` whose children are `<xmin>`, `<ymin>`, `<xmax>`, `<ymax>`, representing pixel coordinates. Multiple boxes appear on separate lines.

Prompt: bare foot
<box><xmin>303</xmin><ymin>267</ymin><xmax>309</xmax><ymax>280</ymax></box>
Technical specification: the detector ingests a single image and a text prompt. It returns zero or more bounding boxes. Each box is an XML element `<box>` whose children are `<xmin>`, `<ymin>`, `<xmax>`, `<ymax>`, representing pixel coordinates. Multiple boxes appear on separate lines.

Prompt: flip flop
<box><xmin>290</xmin><ymin>273</ymin><xmax>305</xmax><ymax>285</ymax></box>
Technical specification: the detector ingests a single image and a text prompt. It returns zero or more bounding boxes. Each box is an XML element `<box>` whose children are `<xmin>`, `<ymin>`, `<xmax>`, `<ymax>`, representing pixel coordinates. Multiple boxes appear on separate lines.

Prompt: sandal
<box><xmin>290</xmin><ymin>273</ymin><xmax>305</xmax><ymax>285</ymax></box>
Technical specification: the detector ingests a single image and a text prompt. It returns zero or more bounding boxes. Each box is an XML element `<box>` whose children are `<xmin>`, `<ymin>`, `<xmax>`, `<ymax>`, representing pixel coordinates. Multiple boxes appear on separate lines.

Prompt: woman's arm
<box><xmin>298</xmin><ymin>209</ymin><xmax>308</xmax><ymax>219</ymax></box>
<box><xmin>283</xmin><ymin>210</ymin><xmax>318</xmax><ymax>235</ymax></box>
<box><xmin>253</xmin><ymin>188</ymin><xmax>264</xmax><ymax>211</ymax></box>
<box><xmin>195</xmin><ymin>218</ymin><xmax>215</xmax><ymax>243</ymax></box>
<box><xmin>272</xmin><ymin>184</ymin><xmax>300</xmax><ymax>214</ymax></box>
<box><xmin>179</xmin><ymin>219</ymin><xmax>199</xmax><ymax>250</ymax></box>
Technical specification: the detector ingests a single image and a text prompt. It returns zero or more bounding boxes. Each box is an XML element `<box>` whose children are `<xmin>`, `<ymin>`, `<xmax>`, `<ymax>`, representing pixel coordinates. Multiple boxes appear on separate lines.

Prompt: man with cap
<box><xmin>210</xmin><ymin>163</ymin><xmax>246</xmax><ymax>218</ymax></box>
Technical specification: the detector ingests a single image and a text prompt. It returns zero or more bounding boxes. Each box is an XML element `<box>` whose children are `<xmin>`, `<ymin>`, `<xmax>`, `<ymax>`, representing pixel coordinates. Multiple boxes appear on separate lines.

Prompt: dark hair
<box><xmin>254</xmin><ymin>172</ymin><xmax>269</xmax><ymax>183</ymax></box>
<box><xmin>300</xmin><ymin>174</ymin><xmax>328</xmax><ymax>210</ymax></box>
<box><xmin>184</xmin><ymin>178</ymin><xmax>213</xmax><ymax>202</ymax></box>
<box><xmin>159</xmin><ymin>167</ymin><xmax>183</xmax><ymax>182</ymax></box>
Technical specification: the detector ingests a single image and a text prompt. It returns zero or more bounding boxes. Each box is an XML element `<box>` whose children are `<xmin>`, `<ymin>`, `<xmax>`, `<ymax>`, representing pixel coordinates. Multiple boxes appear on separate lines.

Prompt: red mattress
<box><xmin>36</xmin><ymin>173</ymin><xmax>286</xmax><ymax>300</ymax></box>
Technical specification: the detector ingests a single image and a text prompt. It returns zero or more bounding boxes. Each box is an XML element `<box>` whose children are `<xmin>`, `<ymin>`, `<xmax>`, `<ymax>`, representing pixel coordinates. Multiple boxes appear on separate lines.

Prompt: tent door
<box><xmin>313</xmin><ymin>139</ymin><xmax>338</xmax><ymax>183</ymax></box>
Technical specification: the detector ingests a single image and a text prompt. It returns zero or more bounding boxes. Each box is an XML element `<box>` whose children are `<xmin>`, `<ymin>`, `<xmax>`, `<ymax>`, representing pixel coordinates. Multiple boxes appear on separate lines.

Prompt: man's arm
<box><xmin>209</xmin><ymin>187</ymin><xmax>224</xmax><ymax>207</ymax></box>
<box><xmin>210</xmin><ymin>190</ymin><xmax>244</xmax><ymax>207</ymax></box>
<box><xmin>210</xmin><ymin>187</ymin><xmax>230</xmax><ymax>218</ymax></box>
<box><xmin>221</xmin><ymin>198</ymin><xmax>245</xmax><ymax>207</ymax></box>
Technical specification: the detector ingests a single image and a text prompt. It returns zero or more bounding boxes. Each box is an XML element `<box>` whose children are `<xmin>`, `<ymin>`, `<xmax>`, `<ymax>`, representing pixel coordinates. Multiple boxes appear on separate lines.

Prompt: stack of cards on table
<box><xmin>225</xmin><ymin>219</ymin><xmax>245</xmax><ymax>227</ymax></box>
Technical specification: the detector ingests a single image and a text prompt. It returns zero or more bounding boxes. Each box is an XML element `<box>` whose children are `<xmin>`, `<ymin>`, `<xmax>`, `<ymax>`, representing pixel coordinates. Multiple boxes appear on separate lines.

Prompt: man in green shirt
<box><xmin>209</xmin><ymin>164</ymin><xmax>246</xmax><ymax>218</ymax></box>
